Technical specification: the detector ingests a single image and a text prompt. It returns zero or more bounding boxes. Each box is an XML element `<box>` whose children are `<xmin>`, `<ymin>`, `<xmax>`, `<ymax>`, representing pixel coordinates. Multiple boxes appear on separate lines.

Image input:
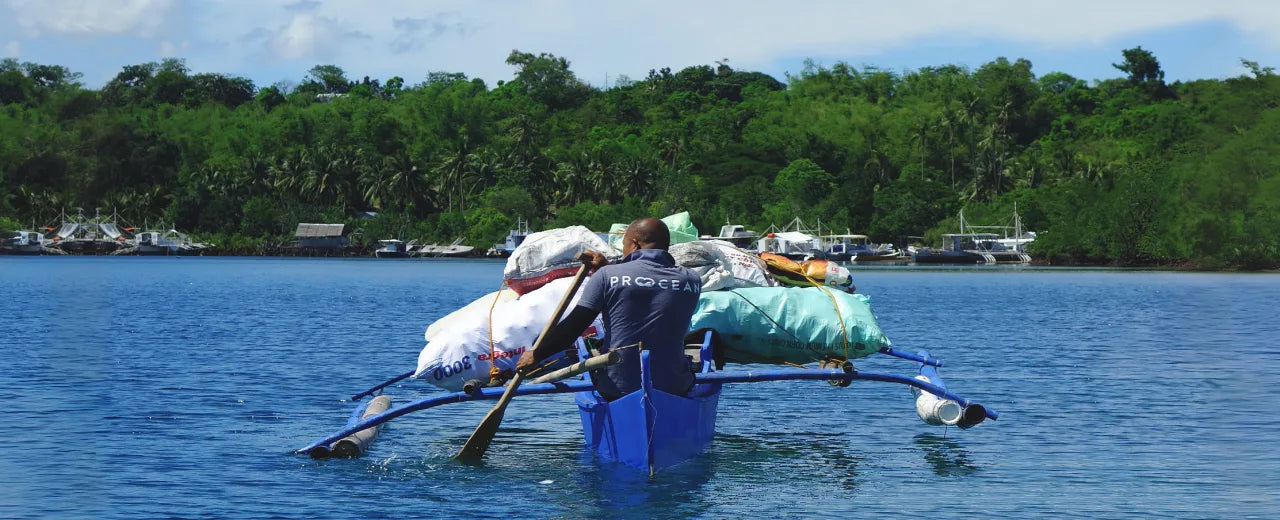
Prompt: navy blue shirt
<box><xmin>577</xmin><ymin>249</ymin><xmax>701</xmax><ymax>399</ymax></box>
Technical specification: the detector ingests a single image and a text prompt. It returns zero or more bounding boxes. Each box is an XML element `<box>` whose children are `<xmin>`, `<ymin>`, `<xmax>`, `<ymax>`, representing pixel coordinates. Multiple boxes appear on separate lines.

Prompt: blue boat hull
<box><xmin>575</xmin><ymin>383</ymin><xmax>721</xmax><ymax>474</ymax></box>
<box><xmin>912</xmin><ymin>249</ymin><xmax>985</xmax><ymax>264</ymax></box>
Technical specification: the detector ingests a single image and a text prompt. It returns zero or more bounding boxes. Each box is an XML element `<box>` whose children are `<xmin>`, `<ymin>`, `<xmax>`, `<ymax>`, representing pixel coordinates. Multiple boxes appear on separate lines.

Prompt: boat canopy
<box><xmin>53</xmin><ymin>223</ymin><xmax>79</xmax><ymax>239</ymax></box>
<box><xmin>771</xmin><ymin>231</ymin><xmax>814</xmax><ymax>242</ymax></box>
<box><xmin>717</xmin><ymin>225</ymin><xmax>753</xmax><ymax>237</ymax></box>
<box><xmin>98</xmin><ymin>223</ymin><xmax>125</xmax><ymax>239</ymax></box>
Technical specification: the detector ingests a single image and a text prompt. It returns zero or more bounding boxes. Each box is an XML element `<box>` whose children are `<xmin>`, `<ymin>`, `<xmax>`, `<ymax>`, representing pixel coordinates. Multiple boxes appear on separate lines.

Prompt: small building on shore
<box><xmin>295</xmin><ymin>223</ymin><xmax>348</xmax><ymax>250</ymax></box>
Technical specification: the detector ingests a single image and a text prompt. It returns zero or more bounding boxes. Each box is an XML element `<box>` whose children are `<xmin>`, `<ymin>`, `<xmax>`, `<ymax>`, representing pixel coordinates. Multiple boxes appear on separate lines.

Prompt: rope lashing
<box><xmin>486</xmin><ymin>279</ymin><xmax>508</xmax><ymax>383</ymax></box>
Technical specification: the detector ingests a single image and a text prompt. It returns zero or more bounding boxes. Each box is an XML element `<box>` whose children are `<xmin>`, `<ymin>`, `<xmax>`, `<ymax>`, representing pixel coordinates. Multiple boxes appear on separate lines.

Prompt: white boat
<box><xmin>1</xmin><ymin>230</ymin><xmax>53</xmax><ymax>255</ymax></box>
<box><xmin>130</xmin><ymin>228</ymin><xmax>212</xmax><ymax>256</ymax></box>
<box><xmin>757</xmin><ymin>218</ymin><xmax>824</xmax><ymax>260</ymax></box>
<box><xmin>374</xmin><ymin>239</ymin><xmax>412</xmax><ymax>258</ymax></box>
<box><xmin>958</xmin><ymin>209</ymin><xmax>1032</xmax><ymax>263</ymax></box>
<box><xmin>702</xmin><ymin>223</ymin><xmax>758</xmax><ymax>251</ymax></box>
<box><xmin>412</xmin><ymin>237</ymin><xmax>474</xmax><ymax>258</ymax></box>
<box><xmin>486</xmin><ymin>218</ymin><xmax>531</xmax><ymax>258</ymax></box>
<box><xmin>820</xmin><ymin>234</ymin><xmax>905</xmax><ymax>262</ymax></box>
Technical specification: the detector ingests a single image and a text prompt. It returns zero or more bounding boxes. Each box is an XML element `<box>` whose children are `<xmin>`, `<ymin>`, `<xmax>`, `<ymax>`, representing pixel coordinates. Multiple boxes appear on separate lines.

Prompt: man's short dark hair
<box><xmin>626</xmin><ymin>218</ymin><xmax>670</xmax><ymax>250</ymax></box>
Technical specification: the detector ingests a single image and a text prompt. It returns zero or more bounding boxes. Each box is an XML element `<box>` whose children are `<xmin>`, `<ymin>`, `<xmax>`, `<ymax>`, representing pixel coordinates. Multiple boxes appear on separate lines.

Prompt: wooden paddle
<box><xmin>454</xmin><ymin>258</ymin><xmax>592</xmax><ymax>462</ymax></box>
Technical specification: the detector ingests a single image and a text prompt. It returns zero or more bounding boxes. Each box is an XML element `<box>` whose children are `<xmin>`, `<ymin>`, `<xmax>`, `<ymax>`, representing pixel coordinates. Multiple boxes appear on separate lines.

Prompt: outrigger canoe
<box><xmin>297</xmin><ymin>332</ymin><xmax>997</xmax><ymax>475</ymax></box>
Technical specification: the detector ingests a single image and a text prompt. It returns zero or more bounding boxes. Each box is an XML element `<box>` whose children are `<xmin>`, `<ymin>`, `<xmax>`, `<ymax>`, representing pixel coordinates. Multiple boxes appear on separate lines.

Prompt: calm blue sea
<box><xmin>1</xmin><ymin>257</ymin><xmax>1277</xmax><ymax>519</ymax></box>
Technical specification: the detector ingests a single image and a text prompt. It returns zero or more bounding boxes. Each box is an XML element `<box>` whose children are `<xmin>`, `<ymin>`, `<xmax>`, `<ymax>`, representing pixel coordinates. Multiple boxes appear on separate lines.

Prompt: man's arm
<box><xmin>515</xmin><ymin>305</ymin><xmax>600</xmax><ymax>373</ymax></box>
<box><xmin>515</xmin><ymin>250</ymin><xmax>609</xmax><ymax>373</ymax></box>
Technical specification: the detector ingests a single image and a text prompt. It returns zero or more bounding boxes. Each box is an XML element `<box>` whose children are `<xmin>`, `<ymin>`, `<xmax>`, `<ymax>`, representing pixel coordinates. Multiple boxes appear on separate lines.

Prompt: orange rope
<box><xmin>487</xmin><ymin>279</ymin><xmax>508</xmax><ymax>381</ymax></box>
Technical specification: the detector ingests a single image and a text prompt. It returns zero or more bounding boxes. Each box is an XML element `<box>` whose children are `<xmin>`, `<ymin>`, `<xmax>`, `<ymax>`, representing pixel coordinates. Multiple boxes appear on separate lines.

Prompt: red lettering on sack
<box><xmin>479</xmin><ymin>346</ymin><xmax>527</xmax><ymax>362</ymax></box>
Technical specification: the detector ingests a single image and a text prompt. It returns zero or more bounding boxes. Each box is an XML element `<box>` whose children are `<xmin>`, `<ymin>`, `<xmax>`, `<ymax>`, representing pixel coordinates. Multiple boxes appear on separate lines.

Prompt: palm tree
<box><xmin>553</xmin><ymin>154</ymin><xmax>593</xmax><ymax>206</ymax></box>
<box><xmin>433</xmin><ymin>144</ymin><xmax>470</xmax><ymax>213</ymax></box>
<box><xmin>465</xmin><ymin>147</ymin><xmax>506</xmax><ymax>199</ymax></box>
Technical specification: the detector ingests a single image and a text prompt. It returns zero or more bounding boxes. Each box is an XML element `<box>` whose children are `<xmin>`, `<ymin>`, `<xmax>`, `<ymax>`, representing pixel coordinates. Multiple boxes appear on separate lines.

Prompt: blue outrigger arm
<box><xmin>295</xmin><ymin>354</ymin><xmax>998</xmax><ymax>459</ymax></box>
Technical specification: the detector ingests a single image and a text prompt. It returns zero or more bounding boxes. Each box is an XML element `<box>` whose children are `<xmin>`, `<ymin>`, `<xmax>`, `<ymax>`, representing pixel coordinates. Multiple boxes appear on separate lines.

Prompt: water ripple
<box><xmin>1</xmin><ymin>258</ymin><xmax>1278</xmax><ymax>519</ymax></box>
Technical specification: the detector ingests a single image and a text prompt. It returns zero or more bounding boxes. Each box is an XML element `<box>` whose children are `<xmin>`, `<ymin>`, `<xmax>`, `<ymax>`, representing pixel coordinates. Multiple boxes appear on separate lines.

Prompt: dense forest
<box><xmin>0</xmin><ymin>48</ymin><xmax>1277</xmax><ymax>267</ymax></box>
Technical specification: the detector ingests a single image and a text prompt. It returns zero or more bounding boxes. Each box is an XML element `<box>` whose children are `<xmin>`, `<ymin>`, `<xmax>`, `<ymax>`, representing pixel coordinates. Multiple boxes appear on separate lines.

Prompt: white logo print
<box><xmin>609</xmin><ymin>275</ymin><xmax>699</xmax><ymax>293</ymax></box>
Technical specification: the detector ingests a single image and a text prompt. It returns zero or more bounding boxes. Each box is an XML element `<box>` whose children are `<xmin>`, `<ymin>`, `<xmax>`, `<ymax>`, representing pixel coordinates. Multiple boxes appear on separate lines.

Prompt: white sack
<box><xmin>669</xmin><ymin>240</ymin><xmax>776</xmax><ymax>291</ymax></box>
<box><xmin>503</xmin><ymin>226</ymin><xmax>619</xmax><ymax>294</ymax></box>
<box><xmin>423</xmin><ymin>289</ymin><xmax>520</xmax><ymax>342</ymax></box>
<box><xmin>415</xmin><ymin>276</ymin><xmax>604</xmax><ymax>391</ymax></box>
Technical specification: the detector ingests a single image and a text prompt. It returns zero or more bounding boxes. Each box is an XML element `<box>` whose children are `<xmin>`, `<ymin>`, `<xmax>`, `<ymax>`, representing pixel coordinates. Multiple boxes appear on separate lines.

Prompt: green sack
<box><xmin>690</xmin><ymin>287</ymin><xmax>891</xmax><ymax>364</ymax></box>
<box><xmin>662</xmin><ymin>211</ymin><xmax>699</xmax><ymax>245</ymax></box>
<box><xmin>608</xmin><ymin>211</ymin><xmax>699</xmax><ymax>250</ymax></box>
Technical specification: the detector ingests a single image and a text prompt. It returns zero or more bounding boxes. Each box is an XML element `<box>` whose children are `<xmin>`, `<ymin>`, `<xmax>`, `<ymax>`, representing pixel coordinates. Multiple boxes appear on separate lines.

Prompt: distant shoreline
<box><xmin>5</xmin><ymin>252</ymin><xmax>1275</xmax><ymax>273</ymax></box>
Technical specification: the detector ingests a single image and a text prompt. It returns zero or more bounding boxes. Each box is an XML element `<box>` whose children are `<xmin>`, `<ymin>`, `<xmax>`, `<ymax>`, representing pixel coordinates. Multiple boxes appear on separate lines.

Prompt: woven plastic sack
<box><xmin>415</xmin><ymin>276</ymin><xmax>604</xmax><ymax>391</ymax></box>
<box><xmin>423</xmin><ymin>289</ymin><xmax>519</xmax><ymax>342</ymax></box>
<box><xmin>669</xmin><ymin>240</ymin><xmax>775</xmax><ymax>291</ymax></box>
<box><xmin>504</xmin><ymin>226</ymin><xmax>619</xmax><ymax>295</ymax></box>
<box><xmin>689</xmin><ymin>286</ymin><xmax>889</xmax><ymax>365</ymax></box>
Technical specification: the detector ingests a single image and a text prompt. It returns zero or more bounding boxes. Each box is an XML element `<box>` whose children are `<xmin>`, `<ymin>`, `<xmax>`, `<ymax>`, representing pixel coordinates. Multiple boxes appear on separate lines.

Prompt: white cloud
<box><xmin>159</xmin><ymin>39</ymin><xmax>188</xmax><ymax>57</ymax></box>
<box><xmin>391</xmin><ymin>13</ymin><xmax>469</xmax><ymax>54</ymax></box>
<box><xmin>15</xmin><ymin>0</ymin><xmax>1279</xmax><ymax>86</ymax></box>
<box><xmin>5</xmin><ymin>0</ymin><xmax>174</xmax><ymax>37</ymax></box>
<box><xmin>3</xmin><ymin>40</ymin><xmax>18</xmax><ymax>58</ymax></box>
<box><xmin>214</xmin><ymin>0</ymin><xmax>1278</xmax><ymax>83</ymax></box>
<box><xmin>260</xmin><ymin>11</ymin><xmax>370</xmax><ymax>61</ymax></box>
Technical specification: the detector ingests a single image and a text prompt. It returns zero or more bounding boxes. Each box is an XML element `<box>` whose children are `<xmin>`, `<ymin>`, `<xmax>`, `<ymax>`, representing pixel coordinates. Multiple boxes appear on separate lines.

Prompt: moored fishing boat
<box><xmin>1</xmin><ymin>230</ymin><xmax>54</xmax><ymax>255</ymax></box>
<box><xmin>703</xmin><ymin>223</ymin><xmax>758</xmax><ymax>251</ymax></box>
<box><xmin>972</xmin><ymin>235</ymin><xmax>1031</xmax><ymax>263</ymax></box>
<box><xmin>955</xmin><ymin>208</ymin><xmax>1033</xmax><ymax>263</ymax></box>
<box><xmin>128</xmin><ymin>228</ymin><xmax>212</xmax><ymax>256</ymax></box>
<box><xmin>757</xmin><ymin>218</ymin><xmax>827</xmax><ymax>261</ymax></box>
<box><xmin>912</xmin><ymin>234</ymin><xmax>990</xmax><ymax>264</ymax></box>
<box><xmin>413</xmin><ymin>237</ymin><xmax>476</xmax><ymax>257</ymax></box>
<box><xmin>486</xmin><ymin>218</ymin><xmax>531</xmax><ymax>258</ymax></box>
<box><xmin>49</xmin><ymin>208</ymin><xmax>130</xmax><ymax>255</ymax></box>
<box><xmin>374</xmin><ymin>239</ymin><xmax>412</xmax><ymax>258</ymax></box>
<box><xmin>821</xmin><ymin>234</ymin><xmax>906</xmax><ymax>263</ymax></box>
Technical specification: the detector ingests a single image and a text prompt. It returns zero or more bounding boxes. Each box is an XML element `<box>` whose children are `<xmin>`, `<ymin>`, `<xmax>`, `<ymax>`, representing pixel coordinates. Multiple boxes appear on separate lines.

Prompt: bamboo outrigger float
<box><xmin>297</xmin><ymin>332</ymin><xmax>998</xmax><ymax>475</ymax></box>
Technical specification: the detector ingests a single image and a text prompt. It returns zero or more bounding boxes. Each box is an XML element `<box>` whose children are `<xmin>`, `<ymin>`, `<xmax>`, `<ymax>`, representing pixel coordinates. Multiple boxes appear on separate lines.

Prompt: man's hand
<box><xmin>577</xmin><ymin>250</ymin><xmax>609</xmax><ymax>270</ymax></box>
<box><xmin>515</xmin><ymin>349</ymin><xmax>538</xmax><ymax>374</ymax></box>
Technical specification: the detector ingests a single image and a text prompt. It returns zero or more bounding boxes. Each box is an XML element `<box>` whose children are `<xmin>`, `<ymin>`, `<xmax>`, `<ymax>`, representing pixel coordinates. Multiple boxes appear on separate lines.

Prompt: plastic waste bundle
<box><xmin>669</xmin><ymin>240</ymin><xmax>776</xmax><ymax>291</ymax></box>
<box><xmin>416</xmin><ymin>276</ymin><xmax>604</xmax><ymax>391</ymax></box>
<box><xmin>607</xmin><ymin>211</ymin><xmax>699</xmax><ymax>251</ymax></box>
<box><xmin>759</xmin><ymin>253</ymin><xmax>852</xmax><ymax>290</ymax></box>
<box><xmin>423</xmin><ymin>289</ymin><xmax>518</xmax><ymax>342</ymax></box>
<box><xmin>503</xmin><ymin>226</ymin><xmax>619</xmax><ymax>295</ymax></box>
<box><xmin>690</xmin><ymin>286</ymin><xmax>890</xmax><ymax>365</ymax></box>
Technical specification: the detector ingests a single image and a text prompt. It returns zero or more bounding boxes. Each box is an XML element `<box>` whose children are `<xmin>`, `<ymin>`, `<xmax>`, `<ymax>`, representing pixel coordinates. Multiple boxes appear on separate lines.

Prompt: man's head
<box><xmin>621</xmin><ymin>217</ymin><xmax>670</xmax><ymax>255</ymax></box>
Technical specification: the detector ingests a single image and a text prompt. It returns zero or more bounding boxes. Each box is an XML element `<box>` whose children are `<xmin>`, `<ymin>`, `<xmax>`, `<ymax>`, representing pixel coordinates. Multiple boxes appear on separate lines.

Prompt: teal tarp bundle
<box><xmin>690</xmin><ymin>287</ymin><xmax>891</xmax><ymax>365</ymax></box>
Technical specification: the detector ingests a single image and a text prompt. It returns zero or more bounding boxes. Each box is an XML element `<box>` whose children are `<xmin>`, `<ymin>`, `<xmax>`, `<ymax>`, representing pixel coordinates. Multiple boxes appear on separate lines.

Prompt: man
<box><xmin>516</xmin><ymin>218</ymin><xmax>702</xmax><ymax>400</ymax></box>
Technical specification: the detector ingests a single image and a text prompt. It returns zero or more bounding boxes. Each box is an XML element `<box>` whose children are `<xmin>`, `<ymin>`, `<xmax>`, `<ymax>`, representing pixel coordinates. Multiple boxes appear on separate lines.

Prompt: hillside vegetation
<box><xmin>1</xmin><ymin>48</ymin><xmax>1277</xmax><ymax>267</ymax></box>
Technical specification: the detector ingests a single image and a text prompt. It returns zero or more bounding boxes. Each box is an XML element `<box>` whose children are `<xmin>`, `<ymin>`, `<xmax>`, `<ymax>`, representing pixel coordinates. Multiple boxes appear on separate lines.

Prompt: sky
<box><xmin>2</xmin><ymin>0</ymin><xmax>1278</xmax><ymax>89</ymax></box>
